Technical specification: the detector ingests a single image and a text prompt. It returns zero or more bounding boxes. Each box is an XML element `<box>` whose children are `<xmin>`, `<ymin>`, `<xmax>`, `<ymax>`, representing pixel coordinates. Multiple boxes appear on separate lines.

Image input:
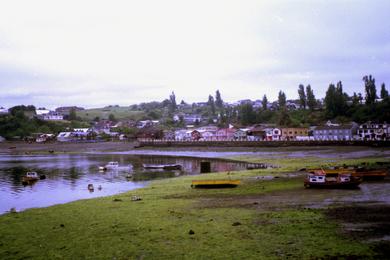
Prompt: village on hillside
<box><xmin>0</xmin><ymin>103</ymin><xmax>388</xmax><ymax>143</ymax></box>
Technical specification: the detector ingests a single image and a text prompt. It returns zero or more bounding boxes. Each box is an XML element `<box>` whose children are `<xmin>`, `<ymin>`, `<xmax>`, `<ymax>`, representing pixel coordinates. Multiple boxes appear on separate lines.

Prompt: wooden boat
<box><xmin>304</xmin><ymin>170</ymin><xmax>362</xmax><ymax>188</ymax></box>
<box><xmin>307</xmin><ymin>166</ymin><xmax>388</xmax><ymax>180</ymax></box>
<box><xmin>99</xmin><ymin>161</ymin><xmax>119</xmax><ymax>171</ymax></box>
<box><xmin>191</xmin><ymin>179</ymin><xmax>240</xmax><ymax>188</ymax></box>
<box><xmin>142</xmin><ymin>164</ymin><xmax>182</xmax><ymax>170</ymax></box>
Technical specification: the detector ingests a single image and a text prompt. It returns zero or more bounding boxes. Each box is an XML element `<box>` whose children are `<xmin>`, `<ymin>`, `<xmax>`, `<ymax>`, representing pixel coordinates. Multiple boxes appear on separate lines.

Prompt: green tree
<box><xmin>108</xmin><ymin>113</ymin><xmax>116</xmax><ymax>122</ymax></box>
<box><xmin>208</xmin><ymin>95</ymin><xmax>216</xmax><ymax>116</ymax></box>
<box><xmin>9</xmin><ymin>105</ymin><xmax>36</xmax><ymax>116</ymax></box>
<box><xmin>335</xmin><ymin>81</ymin><xmax>347</xmax><ymax>113</ymax></box>
<box><xmin>278</xmin><ymin>90</ymin><xmax>286</xmax><ymax>109</ymax></box>
<box><xmin>238</xmin><ymin>103</ymin><xmax>256</xmax><ymax>125</ymax></box>
<box><xmin>262</xmin><ymin>95</ymin><xmax>268</xmax><ymax>110</ymax></box>
<box><xmin>278</xmin><ymin>108</ymin><xmax>291</xmax><ymax>126</ymax></box>
<box><xmin>298</xmin><ymin>84</ymin><xmax>306</xmax><ymax>109</ymax></box>
<box><xmin>352</xmin><ymin>92</ymin><xmax>360</xmax><ymax>106</ymax></box>
<box><xmin>68</xmin><ymin>108</ymin><xmax>77</xmax><ymax>121</ymax></box>
<box><xmin>363</xmin><ymin>75</ymin><xmax>377</xmax><ymax>105</ymax></box>
<box><xmin>324</xmin><ymin>82</ymin><xmax>347</xmax><ymax>118</ymax></box>
<box><xmin>215</xmin><ymin>90</ymin><xmax>223</xmax><ymax>109</ymax></box>
<box><xmin>324</xmin><ymin>83</ymin><xmax>336</xmax><ymax>118</ymax></box>
<box><xmin>380</xmin><ymin>83</ymin><xmax>389</xmax><ymax>99</ymax></box>
<box><xmin>306</xmin><ymin>84</ymin><xmax>316</xmax><ymax>111</ymax></box>
<box><xmin>169</xmin><ymin>91</ymin><xmax>177</xmax><ymax>113</ymax></box>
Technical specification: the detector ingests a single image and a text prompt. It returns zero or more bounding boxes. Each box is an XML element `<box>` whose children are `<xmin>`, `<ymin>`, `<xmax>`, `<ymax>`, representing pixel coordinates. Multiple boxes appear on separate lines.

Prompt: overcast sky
<box><xmin>0</xmin><ymin>0</ymin><xmax>389</xmax><ymax>109</ymax></box>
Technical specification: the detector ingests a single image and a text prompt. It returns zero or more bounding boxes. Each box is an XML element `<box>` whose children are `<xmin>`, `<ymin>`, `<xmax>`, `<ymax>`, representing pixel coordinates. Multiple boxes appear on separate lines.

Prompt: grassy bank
<box><xmin>0</xmin><ymin>156</ymin><xmax>388</xmax><ymax>259</ymax></box>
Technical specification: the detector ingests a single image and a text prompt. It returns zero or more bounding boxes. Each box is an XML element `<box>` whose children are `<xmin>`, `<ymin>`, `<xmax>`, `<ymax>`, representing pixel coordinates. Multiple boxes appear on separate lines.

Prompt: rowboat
<box><xmin>22</xmin><ymin>172</ymin><xmax>46</xmax><ymax>185</ymax></box>
<box><xmin>22</xmin><ymin>172</ymin><xmax>39</xmax><ymax>183</ymax></box>
<box><xmin>99</xmin><ymin>161</ymin><xmax>119</xmax><ymax>171</ymax></box>
<box><xmin>142</xmin><ymin>164</ymin><xmax>182</xmax><ymax>170</ymax></box>
<box><xmin>191</xmin><ymin>179</ymin><xmax>240</xmax><ymax>188</ymax></box>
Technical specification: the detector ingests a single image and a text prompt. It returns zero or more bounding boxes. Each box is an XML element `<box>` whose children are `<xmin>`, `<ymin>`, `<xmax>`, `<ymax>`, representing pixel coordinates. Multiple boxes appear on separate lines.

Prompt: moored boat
<box><xmin>304</xmin><ymin>170</ymin><xmax>362</xmax><ymax>188</ymax></box>
<box><xmin>142</xmin><ymin>164</ymin><xmax>182</xmax><ymax>170</ymax></box>
<box><xmin>22</xmin><ymin>172</ymin><xmax>45</xmax><ymax>184</ymax></box>
<box><xmin>99</xmin><ymin>161</ymin><xmax>119</xmax><ymax>171</ymax></box>
<box><xmin>307</xmin><ymin>166</ymin><xmax>388</xmax><ymax>180</ymax></box>
<box><xmin>22</xmin><ymin>172</ymin><xmax>39</xmax><ymax>182</ymax></box>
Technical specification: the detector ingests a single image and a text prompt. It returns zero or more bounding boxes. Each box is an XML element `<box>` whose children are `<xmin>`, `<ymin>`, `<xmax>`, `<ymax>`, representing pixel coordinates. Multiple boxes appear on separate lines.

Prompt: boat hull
<box><xmin>142</xmin><ymin>164</ymin><xmax>182</xmax><ymax>170</ymax></box>
<box><xmin>191</xmin><ymin>179</ymin><xmax>240</xmax><ymax>188</ymax></box>
<box><xmin>304</xmin><ymin>180</ymin><xmax>361</xmax><ymax>189</ymax></box>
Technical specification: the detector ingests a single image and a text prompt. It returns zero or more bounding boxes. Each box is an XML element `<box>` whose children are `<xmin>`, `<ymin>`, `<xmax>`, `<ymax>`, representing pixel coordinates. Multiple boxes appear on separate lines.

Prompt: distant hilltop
<box><xmin>55</xmin><ymin>106</ymin><xmax>85</xmax><ymax>115</ymax></box>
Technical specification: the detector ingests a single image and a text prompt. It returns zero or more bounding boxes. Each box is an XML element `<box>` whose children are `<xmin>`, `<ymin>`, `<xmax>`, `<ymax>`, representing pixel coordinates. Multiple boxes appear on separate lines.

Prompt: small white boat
<box><xmin>22</xmin><ymin>172</ymin><xmax>39</xmax><ymax>182</ymax></box>
<box><xmin>99</xmin><ymin>161</ymin><xmax>119</xmax><ymax>171</ymax></box>
<box><xmin>22</xmin><ymin>172</ymin><xmax>46</xmax><ymax>184</ymax></box>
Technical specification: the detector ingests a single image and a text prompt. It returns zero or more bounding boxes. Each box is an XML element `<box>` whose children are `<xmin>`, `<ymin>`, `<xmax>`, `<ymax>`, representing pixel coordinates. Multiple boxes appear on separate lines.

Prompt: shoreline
<box><xmin>1</xmin><ymin>150</ymin><xmax>390</xmax><ymax>258</ymax></box>
<box><xmin>1</xmin><ymin>141</ymin><xmax>389</xmax><ymax>161</ymax></box>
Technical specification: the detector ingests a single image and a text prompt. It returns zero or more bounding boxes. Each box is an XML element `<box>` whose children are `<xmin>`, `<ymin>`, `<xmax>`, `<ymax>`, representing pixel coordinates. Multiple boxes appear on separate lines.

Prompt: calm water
<box><xmin>0</xmin><ymin>154</ymin><xmax>248</xmax><ymax>214</ymax></box>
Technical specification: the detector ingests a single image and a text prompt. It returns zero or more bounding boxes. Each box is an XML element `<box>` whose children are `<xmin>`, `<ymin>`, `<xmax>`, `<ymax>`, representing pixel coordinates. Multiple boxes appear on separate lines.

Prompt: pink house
<box><xmin>216</xmin><ymin>128</ymin><xmax>236</xmax><ymax>141</ymax></box>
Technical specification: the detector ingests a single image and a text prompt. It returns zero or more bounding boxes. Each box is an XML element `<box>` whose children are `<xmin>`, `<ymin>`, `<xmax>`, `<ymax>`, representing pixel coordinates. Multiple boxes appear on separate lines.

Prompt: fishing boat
<box><xmin>99</xmin><ymin>161</ymin><xmax>119</xmax><ymax>171</ymax></box>
<box><xmin>304</xmin><ymin>170</ymin><xmax>362</xmax><ymax>188</ymax></box>
<box><xmin>307</xmin><ymin>166</ymin><xmax>388</xmax><ymax>180</ymax></box>
<box><xmin>142</xmin><ymin>164</ymin><xmax>182</xmax><ymax>170</ymax></box>
<box><xmin>191</xmin><ymin>179</ymin><xmax>240</xmax><ymax>188</ymax></box>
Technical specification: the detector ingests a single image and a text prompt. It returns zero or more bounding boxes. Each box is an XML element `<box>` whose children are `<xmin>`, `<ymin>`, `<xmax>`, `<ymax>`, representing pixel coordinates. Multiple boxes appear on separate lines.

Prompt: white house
<box><xmin>137</xmin><ymin>120</ymin><xmax>159</xmax><ymax>128</ymax></box>
<box><xmin>57</xmin><ymin>132</ymin><xmax>74</xmax><ymax>142</ymax></box>
<box><xmin>43</xmin><ymin>112</ymin><xmax>64</xmax><ymax>121</ymax></box>
<box><xmin>183</xmin><ymin>114</ymin><xmax>202</xmax><ymax>124</ymax></box>
<box><xmin>357</xmin><ymin>122</ymin><xmax>389</xmax><ymax>140</ymax></box>
<box><xmin>264</xmin><ymin>128</ymin><xmax>281</xmax><ymax>141</ymax></box>
<box><xmin>174</xmin><ymin>130</ymin><xmax>188</xmax><ymax>141</ymax></box>
<box><xmin>36</xmin><ymin>108</ymin><xmax>50</xmax><ymax>116</ymax></box>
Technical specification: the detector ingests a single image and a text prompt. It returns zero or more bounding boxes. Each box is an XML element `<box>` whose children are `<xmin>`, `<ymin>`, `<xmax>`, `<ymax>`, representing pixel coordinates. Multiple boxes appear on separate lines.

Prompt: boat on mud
<box><xmin>142</xmin><ymin>164</ymin><xmax>182</xmax><ymax>170</ymax></box>
<box><xmin>304</xmin><ymin>170</ymin><xmax>362</xmax><ymax>188</ymax></box>
<box><xmin>191</xmin><ymin>179</ymin><xmax>240</xmax><ymax>188</ymax></box>
<box><xmin>306</xmin><ymin>166</ymin><xmax>388</xmax><ymax>180</ymax></box>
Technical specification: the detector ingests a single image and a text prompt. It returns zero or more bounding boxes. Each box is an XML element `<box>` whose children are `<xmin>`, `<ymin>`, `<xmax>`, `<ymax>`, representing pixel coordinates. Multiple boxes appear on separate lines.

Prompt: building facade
<box><xmin>357</xmin><ymin>122</ymin><xmax>389</xmax><ymax>140</ymax></box>
<box><xmin>313</xmin><ymin>124</ymin><xmax>358</xmax><ymax>141</ymax></box>
<box><xmin>281</xmin><ymin>128</ymin><xmax>309</xmax><ymax>140</ymax></box>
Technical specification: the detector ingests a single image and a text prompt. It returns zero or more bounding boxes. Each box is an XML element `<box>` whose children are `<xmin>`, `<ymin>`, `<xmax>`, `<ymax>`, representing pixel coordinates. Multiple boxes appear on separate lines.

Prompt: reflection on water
<box><xmin>0</xmin><ymin>154</ymin><xmax>248</xmax><ymax>214</ymax></box>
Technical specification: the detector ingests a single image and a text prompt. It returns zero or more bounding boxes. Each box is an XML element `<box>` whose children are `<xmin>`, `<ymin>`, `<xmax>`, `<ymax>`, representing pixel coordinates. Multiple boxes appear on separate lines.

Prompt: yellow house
<box><xmin>281</xmin><ymin>128</ymin><xmax>308</xmax><ymax>140</ymax></box>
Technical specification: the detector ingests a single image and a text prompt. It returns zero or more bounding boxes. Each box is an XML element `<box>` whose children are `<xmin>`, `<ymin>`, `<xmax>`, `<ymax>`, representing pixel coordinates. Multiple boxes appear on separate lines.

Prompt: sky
<box><xmin>0</xmin><ymin>0</ymin><xmax>389</xmax><ymax>109</ymax></box>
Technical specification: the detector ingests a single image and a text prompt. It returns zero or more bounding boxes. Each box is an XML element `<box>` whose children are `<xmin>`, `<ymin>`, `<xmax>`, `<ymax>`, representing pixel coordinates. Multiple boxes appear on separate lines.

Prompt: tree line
<box><xmin>170</xmin><ymin>74</ymin><xmax>389</xmax><ymax>127</ymax></box>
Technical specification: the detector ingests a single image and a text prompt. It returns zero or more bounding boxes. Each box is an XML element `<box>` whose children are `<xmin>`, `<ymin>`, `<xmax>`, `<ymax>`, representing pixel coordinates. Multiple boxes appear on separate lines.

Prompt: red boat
<box><xmin>304</xmin><ymin>170</ymin><xmax>362</xmax><ymax>188</ymax></box>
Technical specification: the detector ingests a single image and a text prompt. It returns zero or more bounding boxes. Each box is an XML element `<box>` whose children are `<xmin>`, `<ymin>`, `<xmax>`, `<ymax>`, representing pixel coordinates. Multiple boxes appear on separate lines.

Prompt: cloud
<box><xmin>0</xmin><ymin>0</ymin><xmax>389</xmax><ymax>108</ymax></box>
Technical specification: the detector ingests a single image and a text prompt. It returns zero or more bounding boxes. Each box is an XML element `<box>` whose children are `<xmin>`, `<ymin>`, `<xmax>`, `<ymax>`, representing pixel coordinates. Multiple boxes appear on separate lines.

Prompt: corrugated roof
<box><xmin>314</xmin><ymin>125</ymin><xmax>354</xmax><ymax>130</ymax></box>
